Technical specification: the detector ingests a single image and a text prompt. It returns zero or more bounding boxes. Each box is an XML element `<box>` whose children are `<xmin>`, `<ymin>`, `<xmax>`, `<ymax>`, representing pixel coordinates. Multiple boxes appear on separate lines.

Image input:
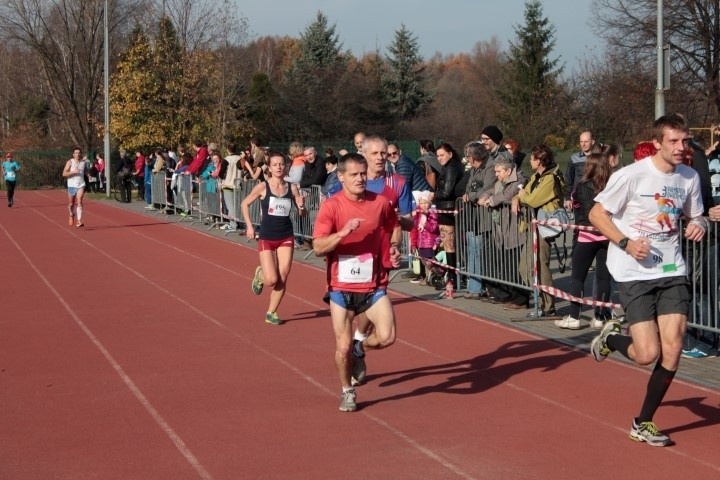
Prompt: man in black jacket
<box><xmin>299</xmin><ymin>146</ymin><xmax>327</xmax><ymax>188</ymax></box>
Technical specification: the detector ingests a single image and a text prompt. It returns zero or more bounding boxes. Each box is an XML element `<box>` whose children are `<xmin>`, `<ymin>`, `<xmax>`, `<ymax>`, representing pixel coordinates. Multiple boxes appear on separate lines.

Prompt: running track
<box><xmin>1</xmin><ymin>190</ymin><xmax>718</xmax><ymax>479</ymax></box>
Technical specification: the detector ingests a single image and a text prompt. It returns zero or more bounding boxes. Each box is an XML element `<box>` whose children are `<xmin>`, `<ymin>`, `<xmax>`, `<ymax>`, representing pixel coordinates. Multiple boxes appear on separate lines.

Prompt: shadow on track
<box><xmin>662</xmin><ymin>396</ymin><xmax>720</xmax><ymax>435</ymax></box>
<box><xmin>359</xmin><ymin>339</ymin><xmax>585</xmax><ymax>409</ymax></box>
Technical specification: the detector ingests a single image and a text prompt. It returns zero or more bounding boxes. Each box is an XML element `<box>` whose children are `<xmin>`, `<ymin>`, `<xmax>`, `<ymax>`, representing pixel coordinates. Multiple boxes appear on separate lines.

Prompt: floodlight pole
<box><xmin>655</xmin><ymin>0</ymin><xmax>665</xmax><ymax>119</ymax></box>
<box><xmin>103</xmin><ymin>0</ymin><xmax>111</xmax><ymax>197</ymax></box>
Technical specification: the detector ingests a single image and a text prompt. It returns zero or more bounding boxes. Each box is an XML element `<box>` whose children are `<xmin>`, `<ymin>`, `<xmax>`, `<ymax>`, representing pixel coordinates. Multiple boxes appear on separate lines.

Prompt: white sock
<box><xmin>342</xmin><ymin>386</ymin><xmax>354</xmax><ymax>393</ymax></box>
<box><xmin>76</xmin><ymin>206</ymin><xmax>83</xmax><ymax>221</ymax></box>
<box><xmin>353</xmin><ymin>329</ymin><xmax>368</xmax><ymax>342</ymax></box>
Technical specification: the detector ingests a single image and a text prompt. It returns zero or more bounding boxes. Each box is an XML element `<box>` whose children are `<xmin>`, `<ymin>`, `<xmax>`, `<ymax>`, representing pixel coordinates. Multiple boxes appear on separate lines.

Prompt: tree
<box><xmin>591</xmin><ymin>0</ymin><xmax>720</xmax><ymax>123</ymax></box>
<box><xmin>280</xmin><ymin>11</ymin><xmax>349</xmax><ymax>139</ymax></box>
<box><xmin>0</xmin><ymin>0</ymin><xmax>138</xmax><ymax>151</ymax></box>
<box><xmin>246</xmin><ymin>72</ymin><xmax>280</xmax><ymax>140</ymax></box>
<box><xmin>109</xmin><ymin>26</ymin><xmax>163</xmax><ymax>151</ymax></box>
<box><xmin>569</xmin><ymin>49</ymin><xmax>655</xmax><ymax>146</ymax></box>
<box><xmin>500</xmin><ymin>0</ymin><xmax>566</xmax><ymax>146</ymax></box>
<box><xmin>382</xmin><ymin>24</ymin><xmax>432</xmax><ymax>124</ymax></box>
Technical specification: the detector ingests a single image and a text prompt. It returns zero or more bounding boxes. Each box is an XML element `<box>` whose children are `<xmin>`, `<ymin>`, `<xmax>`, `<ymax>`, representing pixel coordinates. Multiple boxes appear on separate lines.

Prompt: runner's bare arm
<box><xmin>62</xmin><ymin>160</ymin><xmax>73</xmax><ymax>178</ymax></box>
<box><xmin>589</xmin><ymin>202</ymin><xmax>650</xmax><ymax>260</ymax></box>
<box><xmin>291</xmin><ymin>184</ymin><xmax>307</xmax><ymax>216</ymax></box>
<box><xmin>241</xmin><ymin>182</ymin><xmax>266</xmax><ymax>238</ymax></box>
<box><xmin>313</xmin><ymin>218</ymin><xmax>365</xmax><ymax>256</ymax></box>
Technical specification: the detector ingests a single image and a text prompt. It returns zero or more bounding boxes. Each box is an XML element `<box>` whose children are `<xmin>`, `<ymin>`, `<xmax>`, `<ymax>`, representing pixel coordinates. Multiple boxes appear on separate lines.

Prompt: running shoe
<box><xmin>554</xmin><ymin>315</ymin><xmax>581</xmax><ymax>329</ymax></box>
<box><xmin>590</xmin><ymin>317</ymin><xmax>605</xmax><ymax>329</ymax></box>
<box><xmin>339</xmin><ymin>388</ymin><xmax>357</xmax><ymax>412</ymax></box>
<box><xmin>76</xmin><ymin>221</ymin><xmax>84</xmax><ymax>228</ymax></box>
<box><xmin>351</xmin><ymin>352</ymin><xmax>367</xmax><ymax>386</ymax></box>
<box><xmin>68</xmin><ymin>215</ymin><xmax>74</xmax><ymax>226</ymax></box>
<box><xmin>251</xmin><ymin>266</ymin><xmax>263</xmax><ymax>295</ymax></box>
<box><xmin>629</xmin><ymin>418</ymin><xmax>674</xmax><ymax>447</ymax></box>
<box><xmin>265</xmin><ymin>311</ymin><xmax>284</xmax><ymax>326</ymax></box>
<box><xmin>681</xmin><ymin>347</ymin><xmax>709</xmax><ymax>359</ymax></box>
<box><xmin>590</xmin><ymin>320</ymin><xmax>621</xmax><ymax>362</ymax></box>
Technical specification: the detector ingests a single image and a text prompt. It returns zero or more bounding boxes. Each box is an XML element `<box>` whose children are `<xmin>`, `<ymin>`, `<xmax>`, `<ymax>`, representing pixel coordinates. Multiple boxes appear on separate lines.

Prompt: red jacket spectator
<box><xmin>185</xmin><ymin>145</ymin><xmax>209</xmax><ymax>176</ymax></box>
<box><xmin>134</xmin><ymin>153</ymin><xmax>145</xmax><ymax>178</ymax></box>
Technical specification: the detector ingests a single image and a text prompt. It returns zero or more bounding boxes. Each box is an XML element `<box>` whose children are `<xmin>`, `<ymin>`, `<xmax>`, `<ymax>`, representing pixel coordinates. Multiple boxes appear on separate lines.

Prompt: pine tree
<box><xmin>293</xmin><ymin>11</ymin><xmax>345</xmax><ymax>73</ymax></box>
<box><xmin>246</xmin><ymin>72</ymin><xmax>280</xmax><ymax>140</ymax></box>
<box><xmin>154</xmin><ymin>16</ymin><xmax>184</xmax><ymax>147</ymax></box>
<box><xmin>500</xmin><ymin>0</ymin><xmax>565</xmax><ymax>145</ymax></box>
<box><xmin>281</xmin><ymin>11</ymin><xmax>348</xmax><ymax>139</ymax></box>
<box><xmin>382</xmin><ymin>24</ymin><xmax>432</xmax><ymax>123</ymax></box>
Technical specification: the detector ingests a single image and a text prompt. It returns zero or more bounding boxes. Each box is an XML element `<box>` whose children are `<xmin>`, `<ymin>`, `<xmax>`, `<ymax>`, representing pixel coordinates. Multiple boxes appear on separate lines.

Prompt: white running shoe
<box><xmin>554</xmin><ymin>315</ymin><xmax>581</xmax><ymax>329</ymax></box>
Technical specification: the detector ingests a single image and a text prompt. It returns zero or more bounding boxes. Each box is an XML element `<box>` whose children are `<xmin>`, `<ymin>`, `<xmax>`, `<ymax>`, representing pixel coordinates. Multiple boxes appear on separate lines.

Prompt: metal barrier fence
<box><xmin>150</xmin><ymin>172</ymin><xmax>166</xmax><ymax>210</ymax></box>
<box><xmin>684</xmin><ymin>222</ymin><xmax>719</xmax><ymax>335</ymax></box>
<box><xmin>149</xmin><ymin>172</ymin><xmax>193</xmax><ymax>220</ymax></box>
<box><xmin>454</xmin><ymin>200</ymin><xmax>531</xmax><ymax>295</ymax></box>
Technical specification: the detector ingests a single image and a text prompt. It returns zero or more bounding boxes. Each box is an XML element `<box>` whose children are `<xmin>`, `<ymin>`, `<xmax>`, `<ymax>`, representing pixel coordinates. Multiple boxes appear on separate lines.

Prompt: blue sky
<box><xmin>237</xmin><ymin>0</ymin><xmax>601</xmax><ymax>72</ymax></box>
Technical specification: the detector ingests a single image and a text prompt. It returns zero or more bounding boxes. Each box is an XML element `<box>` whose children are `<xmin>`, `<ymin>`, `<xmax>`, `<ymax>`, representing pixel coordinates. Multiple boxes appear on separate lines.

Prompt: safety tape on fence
<box><xmin>532</xmin><ymin>219</ymin><xmax>600</xmax><ymax>233</ymax></box>
<box><xmin>534</xmin><ymin>283</ymin><xmax>621</xmax><ymax>309</ymax></box>
<box><xmin>407</xmin><ymin>252</ymin><xmax>460</xmax><ymax>273</ymax></box>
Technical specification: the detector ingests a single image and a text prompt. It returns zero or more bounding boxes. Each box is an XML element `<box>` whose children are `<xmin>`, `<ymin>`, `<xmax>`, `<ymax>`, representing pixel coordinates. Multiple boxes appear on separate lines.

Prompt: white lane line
<box><xmin>25</xmin><ymin>195</ymin><xmax>478</xmax><ymax>479</ymax></box>
<box><xmin>29</xmin><ymin>192</ymin><xmax>720</xmax><ymax>475</ymax></box>
<box><xmin>0</xmin><ymin>222</ymin><xmax>214</xmax><ymax>479</ymax></box>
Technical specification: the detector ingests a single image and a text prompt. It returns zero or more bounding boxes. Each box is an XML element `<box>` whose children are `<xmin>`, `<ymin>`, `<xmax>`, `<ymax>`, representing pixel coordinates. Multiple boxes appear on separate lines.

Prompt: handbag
<box><xmin>536</xmin><ymin>207</ymin><xmax>570</xmax><ymax>239</ymax></box>
<box><xmin>412</xmin><ymin>249</ymin><xmax>421</xmax><ymax>275</ymax></box>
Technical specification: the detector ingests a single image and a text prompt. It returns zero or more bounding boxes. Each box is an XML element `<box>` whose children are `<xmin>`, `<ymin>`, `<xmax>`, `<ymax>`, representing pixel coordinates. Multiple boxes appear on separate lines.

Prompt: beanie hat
<box><xmin>481</xmin><ymin>125</ymin><xmax>503</xmax><ymax>144</ymax></box>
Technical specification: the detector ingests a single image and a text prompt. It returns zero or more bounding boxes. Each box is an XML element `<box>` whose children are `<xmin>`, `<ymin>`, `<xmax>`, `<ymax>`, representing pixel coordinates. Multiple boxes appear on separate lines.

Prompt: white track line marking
<box><xmin>0</xmin><ymin>222</ymin><xmax>214</xmax><ymax>480</ymax></box>
<box><xmin>29</xmin><ymin>192</ymin><xmax>720</xmax><ymax>475</ymax></box>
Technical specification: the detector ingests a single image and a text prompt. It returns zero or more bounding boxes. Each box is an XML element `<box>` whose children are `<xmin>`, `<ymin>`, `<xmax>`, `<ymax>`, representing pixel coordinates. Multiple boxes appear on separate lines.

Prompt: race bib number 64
<box><xmin>338</xmin><ymin>254</ymin><xmax>373</xmax><ymax>283</ymax></box>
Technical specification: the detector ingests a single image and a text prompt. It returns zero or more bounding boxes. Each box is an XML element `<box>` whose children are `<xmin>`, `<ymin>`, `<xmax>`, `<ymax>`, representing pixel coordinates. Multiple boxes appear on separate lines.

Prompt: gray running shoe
<box><xmin>590</xmin><ymin>320</ymin><xmax>621</xmax><ymax>362</ymax></box>
<box><xmin>339</xmin><ymin>388</ymin><xmax>357</xmax><ymax>412</ymax></box>
<box><xmin>251</xmin><ymin>266</ymin><xmax>263</xmax><ymax>295</ymax></box>
<box><xmin>351</xmin><ymin>353</ymin><xmax>366</xmax><ymax>386</ymax></box>
<box><xmin>629</xmin><ymin>419</ymin><xmax>674</xmax><ymax>447</ymax></box>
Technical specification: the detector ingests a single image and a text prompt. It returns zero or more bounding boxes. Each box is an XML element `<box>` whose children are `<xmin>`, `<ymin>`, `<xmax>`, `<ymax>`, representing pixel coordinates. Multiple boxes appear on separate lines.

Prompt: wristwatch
<box><xmin>618</xmin><ymin>237</ymin><xmax>630</xmax><ymax>250</ymax></box>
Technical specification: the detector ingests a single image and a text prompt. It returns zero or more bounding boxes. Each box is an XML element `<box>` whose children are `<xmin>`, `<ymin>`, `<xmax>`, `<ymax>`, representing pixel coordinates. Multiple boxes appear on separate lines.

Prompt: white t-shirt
<box><xmin>594</xmin><ymin>157</ymin><xmax>703</xmax><ymax>282</ymax></box>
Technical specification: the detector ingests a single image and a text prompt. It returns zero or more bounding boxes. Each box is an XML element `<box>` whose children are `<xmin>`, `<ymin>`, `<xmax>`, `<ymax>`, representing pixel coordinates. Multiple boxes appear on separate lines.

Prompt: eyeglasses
<box><xmin>480</xmin><ymin>136</ymin><xmax>491</xmax><ymax>142</ymax></box>
<box><xmin>388</xmin><ymin>151</ymin><xmax>399</xmax><ymax>157</ymax></box>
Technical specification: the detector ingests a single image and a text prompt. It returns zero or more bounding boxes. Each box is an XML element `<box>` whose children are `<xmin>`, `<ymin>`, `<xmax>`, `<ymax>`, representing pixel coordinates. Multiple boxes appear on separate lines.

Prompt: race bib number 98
<box><xmin>268</xmin><ymin>197</ymin><xmax>291</xmax><ymax>217</ymax></box>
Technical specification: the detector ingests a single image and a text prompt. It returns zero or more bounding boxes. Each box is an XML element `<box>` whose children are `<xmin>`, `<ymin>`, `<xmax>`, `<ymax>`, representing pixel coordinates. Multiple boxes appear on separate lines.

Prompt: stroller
<box><xmin>421</xmin><ymin>248</ymin><xmax>449</xmax><ymax>289</ymax></box>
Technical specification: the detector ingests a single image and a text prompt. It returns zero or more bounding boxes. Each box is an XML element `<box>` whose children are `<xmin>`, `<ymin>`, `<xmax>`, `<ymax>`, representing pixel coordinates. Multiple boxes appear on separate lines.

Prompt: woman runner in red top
<box><xmin>241</xmin><ymin>151</ymin><xmax>306</xmax><ymax>325</ymax></box>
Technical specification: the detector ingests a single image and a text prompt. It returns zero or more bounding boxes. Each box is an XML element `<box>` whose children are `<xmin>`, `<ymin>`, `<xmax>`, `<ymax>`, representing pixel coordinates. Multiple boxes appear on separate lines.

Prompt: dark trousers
<box><xmin>119</xmin><ymin>179</ymin><xmax>132</xmax><ymax>203</ymax></box>
<box><xmin>417</xmin><ymin>247</ymin><xmax>435</xmax><ymax>278</ymax></box>
<box><xmin>567</xmin><ymin>240</ymin><xmax>611</xmax><ymax>318</ymax></box>
<box><xmin>5</xmin><ymin>180</ymin><xmax>16</xmax><ymax>204</ymax></box>
<box><xmin>489</xmin><ymin>247</ymin><xmax>525</xmax><ymax>301</ymax></box>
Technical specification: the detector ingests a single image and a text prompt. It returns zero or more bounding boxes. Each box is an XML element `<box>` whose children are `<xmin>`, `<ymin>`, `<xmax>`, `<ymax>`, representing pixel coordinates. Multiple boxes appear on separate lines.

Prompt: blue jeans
<box><xmin>465</xmin><ymin>232</ymin><xmax>484</xmax><ymax>294</ymax></box>
<box><xmin>145</xmin><ymin>182</ymin><xmax>152</xmax><ymax>204</ymax></box>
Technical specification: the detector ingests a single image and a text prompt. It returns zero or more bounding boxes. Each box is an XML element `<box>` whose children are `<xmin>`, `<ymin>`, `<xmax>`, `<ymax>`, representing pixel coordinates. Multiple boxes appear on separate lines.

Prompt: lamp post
<box><xmin>655</xmin><ymin>0</ymin><xmax>665</xmax><ymax>119</ymax></box>
<box><xmin>103</xmin><ymin>0</ymin><xmax>111</xmax><ymax>196</ymax></box>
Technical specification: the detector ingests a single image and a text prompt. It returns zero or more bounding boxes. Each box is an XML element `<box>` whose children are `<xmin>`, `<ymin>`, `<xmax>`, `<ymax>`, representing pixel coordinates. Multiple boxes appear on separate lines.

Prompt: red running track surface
<box><xmin>0</xmin><ymin>190</ymin><xmax>718</xmax><ymax>479</ymax></box>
